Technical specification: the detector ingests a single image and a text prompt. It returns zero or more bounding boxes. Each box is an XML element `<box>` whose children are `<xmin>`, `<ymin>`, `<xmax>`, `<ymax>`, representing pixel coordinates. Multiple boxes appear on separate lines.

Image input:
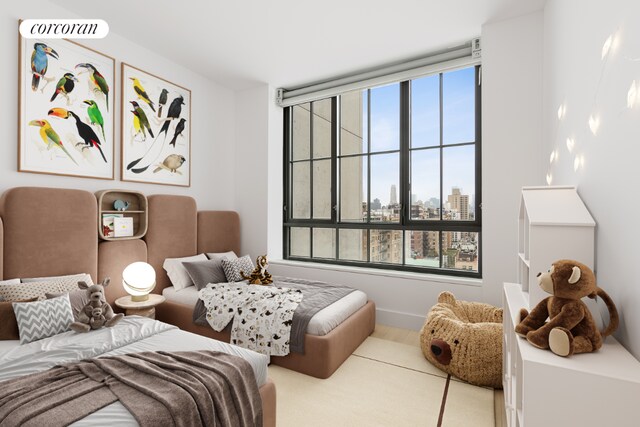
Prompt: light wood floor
<box><xmin>373</xmin><ymin>324</ymin><xmax>506</xmax><ymax>427</ymax></box>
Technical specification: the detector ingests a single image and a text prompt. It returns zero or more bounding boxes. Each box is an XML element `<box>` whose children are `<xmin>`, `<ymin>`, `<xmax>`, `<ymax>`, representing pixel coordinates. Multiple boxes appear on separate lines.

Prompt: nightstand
<box><xmin>114</xmin><ymin>294</ymin><xmax>165</xmax><ymax>319</ymax></box>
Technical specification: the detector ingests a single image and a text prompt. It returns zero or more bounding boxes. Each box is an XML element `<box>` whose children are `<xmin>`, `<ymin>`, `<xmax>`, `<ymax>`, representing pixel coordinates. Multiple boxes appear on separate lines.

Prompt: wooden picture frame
<box><xmin>18</xmin><ymin>24</ymin><xmax>115</xmax><ymax>180</ymax></box>
<box><xmin>120</xmin><ymin>63</ymin><xmax>191</xmax><ymax>187</ymax></box>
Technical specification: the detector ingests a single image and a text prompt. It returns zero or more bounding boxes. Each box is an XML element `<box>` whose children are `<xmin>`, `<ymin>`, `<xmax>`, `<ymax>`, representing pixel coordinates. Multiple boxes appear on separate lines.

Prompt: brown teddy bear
<box><xmin>515</xmin><ymin>259</ymin><xmax>619</xmax><ymax>357</ymax></box>
<box><xmin>420</xmin><ymin>291</ymin><xmax>503</xmax><ymax>388</ymax></box>
<box><xmin>70</xmin><ymin>278</ymin><xmax>123</xmax><ymax>332</ymax></box>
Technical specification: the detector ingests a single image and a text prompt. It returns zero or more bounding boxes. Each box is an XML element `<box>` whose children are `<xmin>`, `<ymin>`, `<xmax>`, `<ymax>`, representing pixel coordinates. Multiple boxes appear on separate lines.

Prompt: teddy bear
<box><xmin>420</xmin><ymin>291</ymin><xmax>503</xmax><ymax>388</ymax></box>
<box><xmin>241</xmin><ymin>255</ymin><xmax>273</xmax><ymax>285</ymax></box>
<box><xmin>515</xmin><ymin>259</ymin><xmax>619</xmax><ymax>357</ymax></box>
<box><xmin>69</xmin><ymin>278</ymin><xmax>124</xmax><ymax>332</ymax></box>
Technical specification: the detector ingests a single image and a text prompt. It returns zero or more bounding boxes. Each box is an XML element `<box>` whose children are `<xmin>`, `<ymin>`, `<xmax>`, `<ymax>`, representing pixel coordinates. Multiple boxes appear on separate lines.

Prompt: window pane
<box><xmin>370</xmin><ymin>153</ymin><xmax>399</xmax><ymax>222</ymax></box>
<box><xmin>339</xmin><ymin>229</ymin><xmax>367</xmax><ymax>261</ymax></box>
<box><xmin>442</xmin><ymin>231</ymin><xmax>479</xmax><ymax>272</ymax></box>
<box><xmin>292</xmin><ymin>103</ymin><xmax>310</xmax><ymax>160</ymax></box>
<box><xmin>290</xmin><ymin>227</ymin><xmax>310</xmax><ymax>257</ymax></box>
<box><xmin>410</xmin><ymin>148</ymin><xmax>440</xmax><ymax>220</ymax></box>
<box><xmin>411</xmin><ymin>75</ymin><xmax>440</xmax><ymax>148</ymax></box>
<box><xmin>340</xmin><ymin>91</ymin><xmax>366</xmax><ymax>156</ymax></box>
<box><xmin>405</xmin><ymin>231</ymin><xmax>440</xmax><ymax>267</ymax></box>
<box><xmin>443</xmin><ymin>67</ymin><xmax>475</xmax><ymax>145</ymax></box>
<box><xmin>370</xmin><ymin>83</ymin><xmax>400</xmax><ymax>153</ymax></box>
<box><xmin>313</xmin><ymin>159</ymin><xmax>331</xmax><ymax>219</ymax></box>
<box><xmin>442</xmin><ymin>145</ymin><xmax>475</xmax><ymax>221</ymax></box>
<box><xmin>292</xmin><ymin>161</ymin><xmax>310</xmax><ymax>218</ymax></box>
<box><xmin>313</xmin><ymin>228</ymin><xmax>336</xmax><ymax>259</ymax></box>
<box><xmin>370</xmin><ymin>230</ymin><xmax>402</xmax><ymax>264</ymax></box>
<box><xmin>340</xmin><ymin>156</ymin><xmax>367</xmax><ymax>222</ymax></box>
<box><xmin>313</xmin><ymin>99</ymin><xmax>332</xmax><ymax>159</ymax></box>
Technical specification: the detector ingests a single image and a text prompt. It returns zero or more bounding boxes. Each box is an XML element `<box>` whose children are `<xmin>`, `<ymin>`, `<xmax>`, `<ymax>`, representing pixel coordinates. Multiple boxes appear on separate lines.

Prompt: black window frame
<box><xmin>283</xmin><ymin>65</ymin><xmax>482</xmax><ymax>278</ymax></box>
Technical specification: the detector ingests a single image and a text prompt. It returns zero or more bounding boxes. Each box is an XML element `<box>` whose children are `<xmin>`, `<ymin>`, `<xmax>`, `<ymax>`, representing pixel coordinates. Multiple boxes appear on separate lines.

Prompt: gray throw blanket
<box><xmin>0</xmin><ymin>351</ymin><xmax>262</xmax><ymax>427</ymax></box>
<box><xmin>194</xmin><ymin>276</ymin><xmax>356</xmax><ymax>354</ymax></box>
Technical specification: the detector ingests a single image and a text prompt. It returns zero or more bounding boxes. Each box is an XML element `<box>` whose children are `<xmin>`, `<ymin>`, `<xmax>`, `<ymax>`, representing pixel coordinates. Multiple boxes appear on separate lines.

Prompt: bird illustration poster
<box><xmin>19</xmin><ymin>35</ymin><xmax>115</xmax><ymax>179</ymax></box>
<box><xmin>121</xmin><ymin>63</ymin><xmax>191</xmax><ymax>187</ymax></box>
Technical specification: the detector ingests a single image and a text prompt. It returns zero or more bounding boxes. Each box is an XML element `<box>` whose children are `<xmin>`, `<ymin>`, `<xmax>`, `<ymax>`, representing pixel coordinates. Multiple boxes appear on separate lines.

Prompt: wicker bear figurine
<box><xmin>70</xmin><ymin>278</ymin><xmax>124</xmax><ymax>332</ymax></box>
<box><xmin>515</xmin><ymin>260</ymin><xmax>619</xmax><ymax>357</ymax></box>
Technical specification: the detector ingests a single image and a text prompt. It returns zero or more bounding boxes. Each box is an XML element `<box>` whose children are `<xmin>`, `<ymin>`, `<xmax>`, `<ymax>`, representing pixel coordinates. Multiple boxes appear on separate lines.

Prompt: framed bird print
<box><xmin>121</xmin><ymin>63</ymin><xmax>191</xmax><ymax>187</ymax></box>
<box><xmin>19</xmin><ymin>29</ymin><xmax>115</xmax><ymax>179</ymax></box>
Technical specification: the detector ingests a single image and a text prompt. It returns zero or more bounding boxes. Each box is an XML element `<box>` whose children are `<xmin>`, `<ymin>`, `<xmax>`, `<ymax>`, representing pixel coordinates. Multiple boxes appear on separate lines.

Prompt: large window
<box><xmin>283</xmin><ymin>66</ymin><xmax>481</xmax><ymax>277</ymax></box>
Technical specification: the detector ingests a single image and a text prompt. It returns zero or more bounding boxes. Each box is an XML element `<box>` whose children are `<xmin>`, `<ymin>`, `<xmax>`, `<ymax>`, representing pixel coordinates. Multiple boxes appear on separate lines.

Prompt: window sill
<box><xmin>269</xmin><ymin>259</ymin><xmax>483</xmax><ymax>288</ymax></box>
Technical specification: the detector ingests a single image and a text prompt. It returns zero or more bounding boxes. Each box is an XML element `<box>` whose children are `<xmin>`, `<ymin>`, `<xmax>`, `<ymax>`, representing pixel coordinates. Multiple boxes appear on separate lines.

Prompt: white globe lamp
<box><xmin>122</xmin><ymin>262</ymin><xmax>156</xmax><ymax>302</ymax></box>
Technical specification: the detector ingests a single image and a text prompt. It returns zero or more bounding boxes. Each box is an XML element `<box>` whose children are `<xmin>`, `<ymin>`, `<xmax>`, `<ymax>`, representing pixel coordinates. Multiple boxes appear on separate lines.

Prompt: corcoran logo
<box><xmin>20</xmin><ymin>19</ymin><xmax>109</xmax><ymax>39</ymax></box>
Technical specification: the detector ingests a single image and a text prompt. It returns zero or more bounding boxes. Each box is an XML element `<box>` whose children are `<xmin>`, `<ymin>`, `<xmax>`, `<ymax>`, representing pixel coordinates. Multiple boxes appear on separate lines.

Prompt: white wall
<box><xmin>0</xmin><ymin>1</ymin><xmax>236</xmax><ymax>209</ymax></box>
<box><xmin>481</xmin><ymin>12</ymin><xmax>544</xmax><ymax>306</ymax></box>
<box><xmin>232</xmin><ymin>12</ymin><xmax>544</xmax><ymax>330</ymax></box>
<box><xmin>543</xmin><ymin>0</ymin><xmax>640</xmax><ymax>359</ymax></box>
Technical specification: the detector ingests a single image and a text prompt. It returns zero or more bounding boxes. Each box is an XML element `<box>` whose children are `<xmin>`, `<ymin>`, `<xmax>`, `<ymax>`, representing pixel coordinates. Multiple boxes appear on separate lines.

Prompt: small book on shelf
<box><xmin>114</xmin><ymin>216</ymin><xmax>134</xmax><ymax>237</ymax></box>
<box><xmin>102</xmin><ymin>214</ymin><xmax>123</xmax><ymax>238</ymax></box>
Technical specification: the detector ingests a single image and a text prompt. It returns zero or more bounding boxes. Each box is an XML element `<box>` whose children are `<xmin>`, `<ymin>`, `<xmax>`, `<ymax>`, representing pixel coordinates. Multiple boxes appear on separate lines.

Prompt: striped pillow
<box><xmin>13</xmin><ymin>294</ymin><xmax>74</xmax><ymax>344</ymax></box>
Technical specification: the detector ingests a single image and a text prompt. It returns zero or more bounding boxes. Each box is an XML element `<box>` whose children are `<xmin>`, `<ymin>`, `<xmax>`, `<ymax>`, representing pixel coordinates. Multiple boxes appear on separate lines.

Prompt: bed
<box><xmin>0</xmin><ymin>187</ymin><xmax>276</xmax><ymax>426</ymax></box>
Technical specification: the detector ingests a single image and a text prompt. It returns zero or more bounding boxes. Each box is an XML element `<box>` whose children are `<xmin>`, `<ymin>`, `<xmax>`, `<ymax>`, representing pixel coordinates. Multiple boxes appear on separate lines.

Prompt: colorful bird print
<box><xmin>158</xmin><ymin>88</ymin><xmax>168</xmax><ymax>118</ymax></box>
<box><xmin>48</xmin><ymin>108</ymin><xmax>107</xmax><ymax>163</ymax></box>
<box><xmin>153</xmin><ymin>154</ymin><xmax>186</xmax><ymax>174</ymax></box>
<box><xmin>130</xmin><ymin>101</ymin><xmax>154</xmax><ymax>139</ymax></box>
<box><xmin>28</xmin><ymin>119</ymin><xmax>78</xmax><ymax>165</ymax></box>
<box><xmin>83</xmin><ymin>100</ymin><xmax>105</xmax><ymax>139</ymax></box>
<box><xmin>158</xmin><ymin>95</ymin><xmax>185</xmax><ymax>139</ymax></box>
<box><xmin>31</xmin><ymin>43</ymin><xmax>58</xmax><ymax>91</ymax></box>
<box><xmin>50</xmin><ymin>73</ymin><xmax>78</xmax><ymax>103</ymax></box>
<box><xmin>169</xmin><ymin>118</ymin><xmax>186</xmax><ymax>147</ymax></box>
<box><xmin>130</xmin><ymin>109</ymin><xmax>143</xmax><ymax>140</ymax></box>
<box><xmin>129</xmin><ymin>77</ymin><xmax>156</xmax><ymax>112</ymax></box>
<box><xmin>75</xmin><ymin>63</ymin><xmax>110</xmax><ymax>111</ymax></box>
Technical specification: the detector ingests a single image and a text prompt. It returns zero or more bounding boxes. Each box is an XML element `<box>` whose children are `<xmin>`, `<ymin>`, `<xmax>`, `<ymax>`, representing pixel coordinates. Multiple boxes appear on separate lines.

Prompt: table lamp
<box><xmin>122</xmin><ymin>262</ymin><xmax>156</xmax><ymax>301</ymax></box>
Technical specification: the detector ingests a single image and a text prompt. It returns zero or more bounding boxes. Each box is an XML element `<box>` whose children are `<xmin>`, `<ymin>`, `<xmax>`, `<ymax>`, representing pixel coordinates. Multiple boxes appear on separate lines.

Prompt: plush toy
<box><xmin>515</xmin><ymin>259</ymin><xmax>619</xmax><ymax>357</ymax></box>
<box><xmin>241</xmin><ymin>255</ymin><xmax>273</xmax><ymax>285</ymax></box>
<box><xmin>70</xmin><ymin>278</ymin><xmax>124</xmax><ymax>332</ymax></box>
<box><xmin>420</xmin><ymin>292</ymin><xmax>503</xmax><ymax>388</ymax></box>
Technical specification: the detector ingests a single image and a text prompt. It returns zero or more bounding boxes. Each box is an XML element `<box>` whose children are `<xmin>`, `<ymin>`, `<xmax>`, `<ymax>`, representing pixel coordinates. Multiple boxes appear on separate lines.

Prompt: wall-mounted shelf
<box><xmin>96</xmin><ymin>190</ymin><xmax>148</xmax><ymax>241</ymax></box>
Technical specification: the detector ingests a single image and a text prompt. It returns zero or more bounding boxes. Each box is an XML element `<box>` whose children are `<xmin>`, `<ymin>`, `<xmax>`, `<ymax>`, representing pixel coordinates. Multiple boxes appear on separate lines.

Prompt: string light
<box><xmin>557</xmin><ymin>104</ymin><xmax>566</xmax><ymax>120</ymax></box>
<box><xmin>588</xmin><ymin>114</ymin><xmax>600</xmax><ymax>135</ymax></box>
<box><xmin>546</xmin><ymin>173</ymin><xmax>553</xmax><ymax>185</ymax></box>
<box><xmin>602</xmin><ymin>35</ymin><xmax>613</xmax><ymax>60</ymax></box>
<box><xmin>628</xmin><ymin>80</ymin><xmax>637</xmax><ymax>109</ymax></box>
<box><xmin>566</xmin><ymin>137</ymin><xmax>575</xmax><ymax>153</ymax></box>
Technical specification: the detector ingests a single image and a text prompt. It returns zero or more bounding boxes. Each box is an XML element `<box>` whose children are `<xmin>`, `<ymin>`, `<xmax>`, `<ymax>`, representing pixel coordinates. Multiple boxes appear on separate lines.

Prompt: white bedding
<box><xmin>0</xmin><ymin>316</ymin><xmax>269</xmax><ymax>426</ymax></box>
<box><xmin>163</xmin><ymin>285</ymin><xmax>368</xmax><ymax>336</ymax></box>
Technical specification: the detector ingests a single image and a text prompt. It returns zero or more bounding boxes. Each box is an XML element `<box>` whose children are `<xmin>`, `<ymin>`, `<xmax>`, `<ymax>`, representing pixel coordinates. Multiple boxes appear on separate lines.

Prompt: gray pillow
<box><xmin>183</xmin><ymin>259</ymin><xmax>228</xmax><ymax>290</ymax></box>
<box><xmin>13</xmin><ymin>294</ymin><xmax>74</xmax><ymax>344</ymax></box>
<box><xmin>221</xmin><ymin>255</ymin><xmax>254</xmax><ymax>282</ymax></box>
<box><xmin>46</xmin><ymin>290</ymin><xmax>89</xmax><ymax>322</ymax></box>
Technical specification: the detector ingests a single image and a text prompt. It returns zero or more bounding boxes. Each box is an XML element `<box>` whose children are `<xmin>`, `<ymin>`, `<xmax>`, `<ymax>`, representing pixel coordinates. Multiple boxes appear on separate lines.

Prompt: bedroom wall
<box><xmin>234</xmin><ymin>11</ymin><xmax>544</xmax><ymax>330</ymax></box>
<box><xmin>542</xmin><ymin>0</ymin><xmax>640</xmax><ymax>359</ymax></box>
<box><xmin>0</xmin><ymin>1</ymin><xmax>236</xmax><ymax>210</ymax></box>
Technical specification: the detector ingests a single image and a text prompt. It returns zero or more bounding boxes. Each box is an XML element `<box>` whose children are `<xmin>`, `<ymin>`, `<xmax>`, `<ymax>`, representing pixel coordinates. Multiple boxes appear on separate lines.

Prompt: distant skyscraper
<box><xmin>448</xmin><ymin>187</ymin><xmax>469</xmax><ymax>220</ymax></box>
<box><xmin>371</xmin><ymin>198</ymin><xmax>382</xmax><ymax>210</ymax></box>
<box><xmin>390</xmin><ymin>185</ymin><xmax>398</xmax><ymax>205</ymax></box>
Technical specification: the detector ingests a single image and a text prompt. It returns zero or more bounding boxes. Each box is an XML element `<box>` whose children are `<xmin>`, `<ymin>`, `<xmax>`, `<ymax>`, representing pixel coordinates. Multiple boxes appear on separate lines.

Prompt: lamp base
<box><xmin>131</xmin><ymin>294</ymin><xmax>150</xmax><ymax>302</ymax></box>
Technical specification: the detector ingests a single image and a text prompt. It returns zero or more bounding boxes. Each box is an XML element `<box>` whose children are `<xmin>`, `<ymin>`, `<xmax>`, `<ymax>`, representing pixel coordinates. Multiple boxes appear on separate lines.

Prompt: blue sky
<box><xmin>362</xmin><ymin>66</ymin><xmax>476</xmax><ymax>206</ymax></box>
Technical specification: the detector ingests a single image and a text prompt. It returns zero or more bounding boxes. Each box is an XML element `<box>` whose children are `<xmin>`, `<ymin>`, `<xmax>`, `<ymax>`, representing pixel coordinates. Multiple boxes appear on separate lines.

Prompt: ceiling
<box><xmin>52</xmin><ymin>0</ymin><xmax>546</xmax><ymax>90</ymax></box>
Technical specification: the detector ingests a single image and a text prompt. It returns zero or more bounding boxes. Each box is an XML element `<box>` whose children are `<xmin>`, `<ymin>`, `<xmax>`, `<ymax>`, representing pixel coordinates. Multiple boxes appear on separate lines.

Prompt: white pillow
<box><xmin>0</xmin><ymin>279</ymin><xmax>82</xmax><ymax>302</ymax></box>
<box><xmin>13</xmin><ymin>294</ymin><xmax>74</xmax><ymax>344</ymax></box>
<box><xmin>206</xmin><ymin>251</ymin><xmax>238</xmax><ymax>261</ymax></box>
<box><xmin>163</xmin><ymin>254</ymin><xmax>208</xmax><ymax>291</ymax></box>
<box><xmin>0</xmin><ymin>279</ymin><xmax>20</xmax><ymax>286</ymax></box>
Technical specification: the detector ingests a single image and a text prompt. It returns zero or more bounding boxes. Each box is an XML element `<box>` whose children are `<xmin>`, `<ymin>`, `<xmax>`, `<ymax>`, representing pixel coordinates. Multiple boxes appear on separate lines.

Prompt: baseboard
<box><xmin>375</xmin><ymin>308</ymin><xmax>425</xmax><ymax>331</ymax></box>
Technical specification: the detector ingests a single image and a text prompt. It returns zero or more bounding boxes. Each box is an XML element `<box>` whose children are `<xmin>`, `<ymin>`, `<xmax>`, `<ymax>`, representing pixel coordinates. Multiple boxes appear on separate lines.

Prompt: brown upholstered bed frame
<box><xmin>0</xmin><ymin>186</ymin><xmax>374</xmax><ymax>419</ymax></box>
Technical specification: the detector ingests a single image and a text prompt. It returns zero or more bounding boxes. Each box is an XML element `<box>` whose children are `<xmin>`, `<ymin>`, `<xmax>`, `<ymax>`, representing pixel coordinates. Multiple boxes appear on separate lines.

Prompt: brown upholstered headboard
<box><xmin>0</xmin><ymin>187</ymin><xmax>241</xmax><ymax>304</ymax></box>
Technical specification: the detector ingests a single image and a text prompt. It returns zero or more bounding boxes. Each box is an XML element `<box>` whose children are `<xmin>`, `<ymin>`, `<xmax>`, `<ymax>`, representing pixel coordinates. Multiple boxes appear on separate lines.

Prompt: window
<box><xmin>283</xmin><ymin>65</ymin><xmax>481</xmax><ymax>277</ymax></box>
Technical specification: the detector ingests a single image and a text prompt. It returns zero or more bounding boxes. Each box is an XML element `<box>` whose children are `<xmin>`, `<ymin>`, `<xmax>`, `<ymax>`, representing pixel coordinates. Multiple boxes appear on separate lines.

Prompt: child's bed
<box><xmin>0</xmin><ymin>187</ymin><xmax>276</xmax><ymax>426</ymax></box>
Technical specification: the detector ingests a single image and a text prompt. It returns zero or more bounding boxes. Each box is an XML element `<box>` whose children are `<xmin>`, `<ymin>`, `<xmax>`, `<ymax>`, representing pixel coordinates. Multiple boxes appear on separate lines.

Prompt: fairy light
<box><xmin>566</xmin><ymin>137</ymin><xmax>575</xmax><ymax>153</ymax></box>
<box><xmin>628</xmin><ymin>80</ymin><xmax>637</xmax><ymax>109</ymax></box>
<box><xmin>588</xmin><ymin>114</ymin><xmax>600</xmax><ymax>135</ymax></box>
<box><xmin>602</xmin><ymin>35</ymin><xmax>613</xmax><ymax>60</ymax></box>
<box><xmin>546</xmin><ymin>173</ymin><xmax>553</xmax><ymax>185</ymax></box>
<box><xmin>557</xmin><ymin>104</ymin><xmax>566</xmax><ymax>120</ymax></box>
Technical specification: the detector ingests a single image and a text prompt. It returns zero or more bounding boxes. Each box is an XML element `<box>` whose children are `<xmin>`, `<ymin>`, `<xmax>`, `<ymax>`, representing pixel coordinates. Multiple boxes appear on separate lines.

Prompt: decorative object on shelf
<box><xmin>241</xmin><ymin>255</ymin><xmax>274</xmax><ymax>285</ymax></box>
<box><xmin>420</xmin><ymin>291</ymin><xmax>503</xmax><ymax>388</ymax></box>
<box><xmin>102</xmin><ymin>213</ymin><xmax>122</xmax><ymax>238</ymax></box>
<box><xmin>515</xmin><ymin>260</ymin><xmax>619</xmax><ymax>357</ymax></box>
<box><xmin>121</xmin><ymin>63</ymin><xmax>191</xmax><ymax>187</ymax></box>
<box><xmin>19</xmin><ymin>24</ymin><xmax>115</xmax><ymax>180</ymax></box>
<box><xmin>69</xmin><ymin>278</ymin><xmax>123</xmax><ymax>332</ymax></box>
<box><xmin>122</xmin><ymin>262</ymin><xmax>156</xmax><ymax>302</ymax></box>
<box><xmin>113</xmin><ymin>216</ymin><xmax>134</xmax><ymax>237</ymax></box>
<box><xmin>113</xmin><ymin>199</ymin><xmax>130</xmax><ymax>211</ymax></box>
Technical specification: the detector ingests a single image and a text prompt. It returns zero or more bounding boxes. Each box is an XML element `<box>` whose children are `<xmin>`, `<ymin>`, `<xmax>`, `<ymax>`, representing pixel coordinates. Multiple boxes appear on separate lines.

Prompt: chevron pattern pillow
<box><xmin>221</xmin><ymin>255</ymin><xmax>254</xmax><ymax>282</ymax></box>
<box><xmin>12</xmin><ymin>294</ymin><xmax>74</xmax><ymax>344</ymax></box>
